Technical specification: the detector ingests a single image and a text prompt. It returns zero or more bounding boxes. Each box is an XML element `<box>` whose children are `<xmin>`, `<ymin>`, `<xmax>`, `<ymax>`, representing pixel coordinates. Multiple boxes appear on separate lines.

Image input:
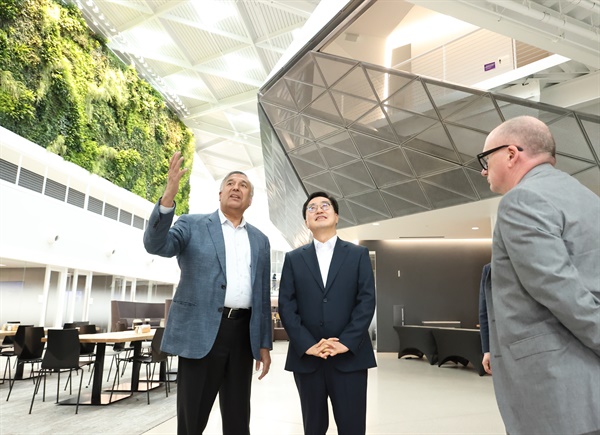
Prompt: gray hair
<box><xmin>495</xmin><ymin>116</ymin><xmax>556</xmax><ymax>158</ymax></box>
<box><xmin>220</xmin><ymin>171</ymin><xmax>254</xmax><ymax>197</ymax></box>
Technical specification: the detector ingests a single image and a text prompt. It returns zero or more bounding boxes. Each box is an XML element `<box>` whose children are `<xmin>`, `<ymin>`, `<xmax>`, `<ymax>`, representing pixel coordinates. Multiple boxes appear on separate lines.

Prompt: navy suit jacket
<box><xmin>478</xmin><ymin>263</ymin><xmax>491</xmax><ymax>353</ymax></box>
<box><xmin>143</xmin><ymin>202</ymin><xmax>272</xmax><ymax>360</ymax></box>
<box><xmin>278</xmin><ymin>238</ymin><xmax>376</xmax><ymax>374</ymax></box>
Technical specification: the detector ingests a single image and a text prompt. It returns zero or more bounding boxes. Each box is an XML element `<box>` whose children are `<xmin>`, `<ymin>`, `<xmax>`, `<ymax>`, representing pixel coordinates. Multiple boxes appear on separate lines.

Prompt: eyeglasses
<box><xmin>306</xmin><ymin>202</ymin><xmax>332</xmax><ymax>213</ymax></box>
<box><xmin>477</xmin><ymin>145</ymin><xmax>523</xmax><ymax>170</ymax></box>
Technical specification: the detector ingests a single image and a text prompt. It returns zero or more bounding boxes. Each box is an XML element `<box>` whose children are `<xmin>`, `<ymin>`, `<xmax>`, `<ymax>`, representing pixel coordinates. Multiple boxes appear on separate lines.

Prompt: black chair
<box><xmin>78</xmin><ymin>324</ymin><xmax>97</xmax><ymax>386</ymax></box>
<box><xmin>106</xmin><ymin>341</ymin><xmax>134</xmax><ymax>382</ymax></box>
<box><xmin>6</xmin><ymin>326</ymin><xmax>45</xmax><ymax>401</ymax></box>
<box><xmin>1</xmin><ymin>324</ymin><xmax>32</xmax><ymax>386</ymax></box>
<box><xmin>29</xmin><ymin>328</ymin><xmax>93</xmax><ymax>414</ymax></box>
<box><xmin>111</xmin><ymin>327</ymin><xmax>169</xmax><ymax>404</ymax></box>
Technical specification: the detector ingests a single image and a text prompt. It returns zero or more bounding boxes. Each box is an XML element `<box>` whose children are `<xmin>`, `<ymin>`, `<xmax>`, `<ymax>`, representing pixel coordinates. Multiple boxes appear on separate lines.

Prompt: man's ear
<box><xmin>507</xmin><ymin>145</ymin><xmax>520</xmax><ymax>168</ymax></box>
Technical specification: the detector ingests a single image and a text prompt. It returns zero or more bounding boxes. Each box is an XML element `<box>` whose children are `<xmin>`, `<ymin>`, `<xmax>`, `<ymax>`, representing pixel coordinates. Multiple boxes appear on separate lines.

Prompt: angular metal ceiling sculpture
<box><xmin>259</xmin><ymin>51</ymin><xmax>600</xmax><ymax>246</ymax></box>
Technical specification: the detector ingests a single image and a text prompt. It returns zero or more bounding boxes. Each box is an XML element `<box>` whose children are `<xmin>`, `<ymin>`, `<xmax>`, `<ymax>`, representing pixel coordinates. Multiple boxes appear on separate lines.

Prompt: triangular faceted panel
<box><xmin>420</xmin><ymin>182</ymin><xmax>474</xmax><ymax>209</ymax></box>
<box><xmin>284</xmin><ymin>79</ymin><xmax>327</xmax><ymax>112</ymax></box>
<box><xmin>405</xmin><ymin>122</ymin><xmax>460</xmax><ymax>163</ymax></box>
<box><xmin>572</xmin><ymin>166</ymin><xmax>600</xmax><ymax>195</ymax></box>
<box><xmin>365</xmin><ymin>147</ymin><xmax>413</xmax><ymax>177</ymax></box>
<box><xmin>403</xmin><ymin>148</ymin><xmax>458</xmax><ymax>176</ymax></box>
<box><xmin>330</xmin><ymin>172</ymin><xmax>372</xmax><ymax>196</ymax></box>
<box><xmin>465</xmin><ymin>167</ymin><xmax>498</xmax><ymax>200</ymax></box>
<box><xmin>289</xmin><ymin>155</ymin><xmax>327</xmax><ymax>178</ymax></box>
<box><xmin>313</xmin><ymin>53</ymin><xmax>358</xmax><ymax>87</ymax></box>
<box><xmin>332</xmin><ymin>162</ymin><xmax>375</xmax><ymax>196</ymax></box>
<box><xmin>365</xmin><ymin>160</ymin><xmax>413</xmax><ymax>187</ymax></box>
<box><xmin>420</xmin><ymin>168</ymin><xmax>478</xmax><ymax>200</ymax></box>
<box><xmin>425</xmin><ymin>83</ymin><xmax>477</xmax><ymax>120</ymax></box>
<box><xmin>350</xmin><ymin>106</ymin><xmax>398</xmax><ymax>143</ymax></box>
<box><xmin>261</xmin><ymin>79</ymin><xmax>297</xmax><ymax>110</ymax></box>
<box><xmin>365</xmin><ymin>67</ymin><xmax>415</xmax><ymax>103</ymax></box>
<box><xmin>381</xmin><ymin>180</ymin><xmax>430</xmax><ymax>209</ymax></box>
<box><xmin>286</xmin><ymin>52</ymin><xmax>326</xmax><ymax>87</ymax></box>
<box><xmin>260</xmin><ymin>102</ymin><xmax>297</xmax><ymax>126</ymax></box>
<box><xmin>385</xmin><ymin>107</ymin><xmax>439</xmax><ymax>144</ymax></box>
<box><xmin>336</xmin><ymin>198</ymin><xmax>358</xmax><ymax>227</ymax></box>
<box><xmin>301</xmin><ymin>116</ymin><xmax>343</xmax><ymax>140</ymax></box>
<box><xmin>445</xmin><ymin>95</ymin><xmax>503</xmax><ymax>132</ymax></box>
<box><xmin>331</xmin><ymin>65</ymin><xmax>377</xmax><ymax>101</ymax></box>
<box><xmin>331</xmin><ymin>91</ymin><xmax>378</xmax><ymax>125</ymax></box>
<box><xmin>346</xmin><ymin>192</ymin><xmax>392</xmax><ymax>224</ymax></box>
<box><xmin>318</xmin><ymin>145</ymin><xmax>359</xmax><ymax>168</ymax></box>
<box><xmin>495</xmin><ymin>97</ymin><xmax>566</xmax><ymax>124</ymax></box>
<box><xmin>349</xmin><ymin>131</ymin><xmax>398</xmax><ymax>157</ymax></box>
<box><xmin>581</xmin><ymin>118</ymin><xmax>600</xmax><ymax>159</ymax></box>
<box><xmin>383</xmin><ymin>80</ymin><xmax>433</xmax><ymax>116</ymax></box>
<box><xmin>303</xmin><ymin>91</ymin><xmax>345</xmax><ymax>127</ymax></box>
<box><xmin>275</xmin><ymin>128</ymin><xmax>314</xmax><ymax>152</ymax></box>
<box><xmin>303</xmin><ymin>172</ymin><xmax>342</xmax><ymax>198</ymax></box>
<box><xmin>381</xmin><ymin>191</ymin><xmax>430</xmax><ymax>218</ymax></box>
<box><xmin>276</xmin><ymin>115</ymin><xmax>315</xmax><ymax>139</ymax></box>
<box><xmin>548</xmin><ymin>114</ymin><xmax>595</xmax><ymax>161</ymax></box>
<box><xmin>289</xmin><ymin>143</ymin><xmax>327</xmax><ymax>168</ymax></box>
<box><xmin>445</xmin><ymin>124</ymin><xmax>490</xmax><ymax>160</ymax></box>
<box><xmin>319</xmin><ymin>131</ymin><xmax>360</xmax><ymax>157</ymax></box>
<box><xmin>555</xmin><ymin>154</ymin><xmax>597</xmax><ymax>175</ymax></box>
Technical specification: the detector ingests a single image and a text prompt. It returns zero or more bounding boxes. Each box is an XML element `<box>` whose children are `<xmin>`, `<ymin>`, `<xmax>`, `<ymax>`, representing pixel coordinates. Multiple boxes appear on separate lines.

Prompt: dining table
<box><xmin>45</xmin><ymin>329</ymin><xmax>156</xmax><ymax>406</ymax></box>
<box><xmin>0</xmin><ymin>330</ymin><xmax>17</xmax><ymax>340</ymax></box>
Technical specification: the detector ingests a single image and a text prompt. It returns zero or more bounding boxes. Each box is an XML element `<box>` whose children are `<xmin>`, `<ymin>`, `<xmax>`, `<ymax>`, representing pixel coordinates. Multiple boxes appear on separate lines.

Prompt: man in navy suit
<box><xmin>278</xmin><ymin>191</ymin><xmax>376</xmax><ymax>435</ymax></box>
<box><xmin>144</xmin><ymin>152</ymin><xmax>272</xmax><ymax>435</ymax></box>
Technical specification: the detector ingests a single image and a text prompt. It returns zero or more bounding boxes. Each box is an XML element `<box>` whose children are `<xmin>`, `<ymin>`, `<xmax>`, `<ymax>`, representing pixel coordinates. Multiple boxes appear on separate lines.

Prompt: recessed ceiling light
<box><xmin>472</xmin><ymin>226</ymin><xmax>479</xmax><ymax>230</ymax></box>
<box><xmin>372</xmin><ymin>222</ymin><xmax>380</xmax><ymax>226</ymax></box>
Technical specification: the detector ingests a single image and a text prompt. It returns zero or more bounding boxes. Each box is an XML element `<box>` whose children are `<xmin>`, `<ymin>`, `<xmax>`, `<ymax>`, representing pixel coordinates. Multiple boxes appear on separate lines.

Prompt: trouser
<box><xmin>294</xmin><ymin>363</ymin><xmax>368</xmax><ymax>435</ymax></box>
<box><xmin>176</xmin><ymin>309</ymin><xmax>252</xmax><ymax>435</ymax></box>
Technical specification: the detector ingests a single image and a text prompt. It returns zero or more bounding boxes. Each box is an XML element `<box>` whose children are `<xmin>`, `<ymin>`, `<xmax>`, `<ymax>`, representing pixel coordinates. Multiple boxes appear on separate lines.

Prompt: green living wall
<box><xmin>0</xmin><ymin>0</ymin><xmax>193</xmax><ymax>214</ymax></box>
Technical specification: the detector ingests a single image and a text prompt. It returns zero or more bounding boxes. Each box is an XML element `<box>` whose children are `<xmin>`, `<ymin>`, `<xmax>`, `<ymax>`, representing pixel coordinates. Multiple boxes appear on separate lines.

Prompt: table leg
<box><xmin>90</xmin><ymin>343</ymin><xmax>106</xmax><ymax>405</ymax></box>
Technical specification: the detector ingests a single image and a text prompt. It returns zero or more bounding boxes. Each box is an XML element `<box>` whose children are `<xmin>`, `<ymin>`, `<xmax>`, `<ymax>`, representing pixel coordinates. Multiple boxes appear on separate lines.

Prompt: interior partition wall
<box><xmin>258</xmin><ymin>51</ymin><xmax>600</xmax><ymax>247</ymax></box>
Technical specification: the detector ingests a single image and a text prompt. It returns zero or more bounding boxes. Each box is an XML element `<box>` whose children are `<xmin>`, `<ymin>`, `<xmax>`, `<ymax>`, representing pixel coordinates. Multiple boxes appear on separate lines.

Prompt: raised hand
<box><xmin>160</xmin><ymin>151</ymin><xmax>188</xmax><ymax>207</ymax></box>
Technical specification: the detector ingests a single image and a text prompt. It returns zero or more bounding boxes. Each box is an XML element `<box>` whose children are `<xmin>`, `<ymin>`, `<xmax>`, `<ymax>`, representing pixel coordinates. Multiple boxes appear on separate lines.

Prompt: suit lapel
<box><xmin>324</xmin><ymin>238</ymin><xmax>349</xmax><ymax>295</ymax></box>
<box><xmin>207</xmin><ymin>211</ymin><xmax>226</xmax><ymax>276</ymax></box>
<box><xmin>247</xmin><ymin>225</ymin><xmax>259</xmax><ymax>287</ymax></box>
<box><xmin>301</xmin><ymin>243</ymin><xmax>325</xmax><ymax>291</ymax></box>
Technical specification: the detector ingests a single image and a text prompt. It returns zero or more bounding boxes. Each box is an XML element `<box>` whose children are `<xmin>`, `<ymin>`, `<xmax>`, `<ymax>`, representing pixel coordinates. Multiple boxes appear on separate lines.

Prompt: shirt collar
<box><xmin>314</xmin><ymin>235</ymin><xmax>337</xmax><ymax>251</ymax></box>
<box><xmin>218</xmin><ymin>209</ymin><xmax>247</xmax><ymax>228</ymax></box>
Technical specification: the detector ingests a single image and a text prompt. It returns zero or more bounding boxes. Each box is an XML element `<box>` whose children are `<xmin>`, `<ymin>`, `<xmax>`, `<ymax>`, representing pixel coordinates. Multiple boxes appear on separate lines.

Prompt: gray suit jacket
<box><xmin>488</xmin><ymin>163</ymin><xmax>600</xmax><ymax>435</ymax></box>
<box><xmin>143</xmin><ymin>202</ymin><xmax>272</xmax><ymax>360</ymax></box>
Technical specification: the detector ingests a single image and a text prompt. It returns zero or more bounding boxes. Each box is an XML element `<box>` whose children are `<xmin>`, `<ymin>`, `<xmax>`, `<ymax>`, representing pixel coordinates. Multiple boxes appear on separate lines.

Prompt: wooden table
<box><xmin>0</xmin><ymin>330</ymin><xmax>17</xmax><ymax>340</ymax></box>
<box><xmin>46</xmin><ymin>329</ymin><xmax>155</xmax><ymax>405</ymax></box>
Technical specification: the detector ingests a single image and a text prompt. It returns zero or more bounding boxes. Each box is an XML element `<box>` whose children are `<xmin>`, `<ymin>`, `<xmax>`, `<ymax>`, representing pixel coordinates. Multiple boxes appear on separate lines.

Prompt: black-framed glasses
<box><xmin>306</xmin><ymin>202</ymin><xmax>332</xmax><ymax>213</ymax></box>
<box><xmin>477</xmin><ymin>145</ymin><xmax>523</xmax><ymax>170</ymax></box>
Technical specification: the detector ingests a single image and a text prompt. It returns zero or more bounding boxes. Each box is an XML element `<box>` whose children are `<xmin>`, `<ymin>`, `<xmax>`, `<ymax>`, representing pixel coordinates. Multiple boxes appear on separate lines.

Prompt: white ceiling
<box><xmin>71</xmin><ymin>0</ymin><xmax>599</xmax><ymax>243</ymax></box>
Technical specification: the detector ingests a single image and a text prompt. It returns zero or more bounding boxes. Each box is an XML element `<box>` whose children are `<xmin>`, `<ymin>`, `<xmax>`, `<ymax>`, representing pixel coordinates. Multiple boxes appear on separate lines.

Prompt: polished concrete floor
<box><xmin>144</xmin><ymin>341</ymin><xmax>505</xmax><ymax>435</ymax></box>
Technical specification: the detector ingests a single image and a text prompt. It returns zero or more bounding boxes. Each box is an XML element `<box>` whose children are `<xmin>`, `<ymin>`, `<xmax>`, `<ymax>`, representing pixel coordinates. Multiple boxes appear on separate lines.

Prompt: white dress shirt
<box><xmin>159</xmin><ymin>204</ymin><xmax>252</xmax><ymax>308</ymax></box>
<box><xmin>314</xmin><ymin>235</ymin><xmax>337</xmax><ymax>287</ymax></box>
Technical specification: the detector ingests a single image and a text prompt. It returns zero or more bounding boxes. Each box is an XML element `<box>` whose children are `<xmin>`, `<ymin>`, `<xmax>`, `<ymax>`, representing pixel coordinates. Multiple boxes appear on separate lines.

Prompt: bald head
<box><xmin>490</xmin><ymin>116</ymin><xmax>556</xmax><ymax>159</ymax></box>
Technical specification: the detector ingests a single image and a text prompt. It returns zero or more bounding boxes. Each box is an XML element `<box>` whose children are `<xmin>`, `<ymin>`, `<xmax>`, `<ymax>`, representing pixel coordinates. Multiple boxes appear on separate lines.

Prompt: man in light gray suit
<box><xmin>144</xmin><ymin>151</ymin><xmax>272</xmax><ymax>435</ymax></box>
<box><xmin>477</xmin><ymin>116</ymin><xmax>600</xmax><ymax>435</ymax></box>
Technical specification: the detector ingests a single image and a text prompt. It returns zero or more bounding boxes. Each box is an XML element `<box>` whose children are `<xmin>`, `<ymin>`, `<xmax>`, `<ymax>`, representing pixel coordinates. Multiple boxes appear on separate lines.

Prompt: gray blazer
<box><xmin>488</xmin><ymin>163</ymin><xmax>600</xmax><ymax>435</ymax></box>
<box><xmin>143</xmin><ymin>202</ymin><xmax>272</xmax><ymax>360</ymax></box>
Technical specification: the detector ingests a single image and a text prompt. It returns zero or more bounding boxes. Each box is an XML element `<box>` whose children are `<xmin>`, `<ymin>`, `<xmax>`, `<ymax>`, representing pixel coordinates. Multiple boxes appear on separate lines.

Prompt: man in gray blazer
<box><xmin>478</xmin><ymin>116</ymin><xmax>600</xmax><ymax>434</ymax></box>
<box><xmin>144</xmin><ymin>152</ymin><xmax>272</xmax><ymax>435</ymax></box>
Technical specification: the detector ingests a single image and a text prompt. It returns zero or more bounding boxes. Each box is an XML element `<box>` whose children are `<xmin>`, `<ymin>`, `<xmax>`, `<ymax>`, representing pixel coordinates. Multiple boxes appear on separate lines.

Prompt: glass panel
<box><xmin>384</xmin><ymin>80</ymin><xmax>432</xmax><ymax>115</ymax></box>
<box><xmin>365</xmin><ymin>147</ymin><xmax>413</xmax><ymax>177</ymax></box>
<box><xmin>286</xmin><ymin>52</ymin><xmax>326</xmax><ymax>87</ymax></box>
<box><xmin>426</xmin><ymin>84</ymin><xmax>476</xmax><ymax>120</ymax></box>
<box><xmin>420</xmin><ymin>168</ymin><xmax>478</xmax><ymax>200</ymax></box>
<box><xmin>331</xmin><ymin>91</ymin><xmax>378</xmax><ymax>125</ymax></box>
<box><xmin>444</xmin><ymin>94</ymin><xmax>503</xmax><ymax>132</ymax></box>
<box><xmin>303</xmin><ymin>91</ymin><xmax>345</xmax><ymax>126</ymax></box>
<box><xmin>495</xmin><ymin>98</ymin><xmax>566</xmax><ymax>124</ymax></box>
<box><xmin>285</xmin><ymin>79</ymin><xmax>327</xmax><ymax>112</ymax></box>
<box><xmin>313</xmin><ymin>53</ymin><xmax>358</xmax><ymax>87</ymax></box>
<box><xmin>381</xmin><ymin>190</ymin><xmax>430</xmax><ymax>217</ymax></box>
<box><xmin>365</xmin><ymin>67</ymin><xmax>414</xmax><ymax>103</ymax></box>
<box><xmin>548</xmin><ymin>114</ymin><xmax>595</xmax><ymax>161</ymax></box>
<box><xmin>331</xmin><ymin>65</ymin><xmax>377</xmax><ymax>101</ymax></box>
<box><xmin>403</xmin><ymin>148</ymin><xmax>457</xmax><ymax>176</ymax></box>
<box><xmin>349</xmin><ymin>131</ymin><xmax>397</xmax><ymax>157</ymax></box>
<box><xmin>381</xmin><ymin>180</ymin><xmax>430</xmax><ymax>208</ymax></box>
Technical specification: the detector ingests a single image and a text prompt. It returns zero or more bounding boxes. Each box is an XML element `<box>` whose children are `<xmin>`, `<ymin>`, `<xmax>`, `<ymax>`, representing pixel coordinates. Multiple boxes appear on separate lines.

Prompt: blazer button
<box><xmin>218</xmin><ymin>307</ymin><xmax>224</xmax><ymax>313</ymax></box>
<box><xmin>221</xmin><ymin>284</ymin><xmax>226</xmax><ymax>290</ymax></box>
<box><xmin>319</xmin><ymin>322</ymin><xmax>323</xmax><ymax>326</ymax></box>
<box><xmin>323</xmin><ymin>298</ymin><xmax>327</xmax><ymax>303</ymax></box>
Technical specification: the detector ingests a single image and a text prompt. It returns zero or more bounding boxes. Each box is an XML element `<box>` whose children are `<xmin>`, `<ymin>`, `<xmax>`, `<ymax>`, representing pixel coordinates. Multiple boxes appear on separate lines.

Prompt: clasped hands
<box><xmin>306</xmin><ymin>337</ymin><xmax>348</xmax><ymax>359</ymax></box>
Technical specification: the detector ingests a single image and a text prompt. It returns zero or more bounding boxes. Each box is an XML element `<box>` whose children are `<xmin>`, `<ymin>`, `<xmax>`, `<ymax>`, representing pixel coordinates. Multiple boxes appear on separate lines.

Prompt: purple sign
<box><xmin>484</xmin><ymin>62</ymin><xmax>496</xmax><ymax>72</ymax></box>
